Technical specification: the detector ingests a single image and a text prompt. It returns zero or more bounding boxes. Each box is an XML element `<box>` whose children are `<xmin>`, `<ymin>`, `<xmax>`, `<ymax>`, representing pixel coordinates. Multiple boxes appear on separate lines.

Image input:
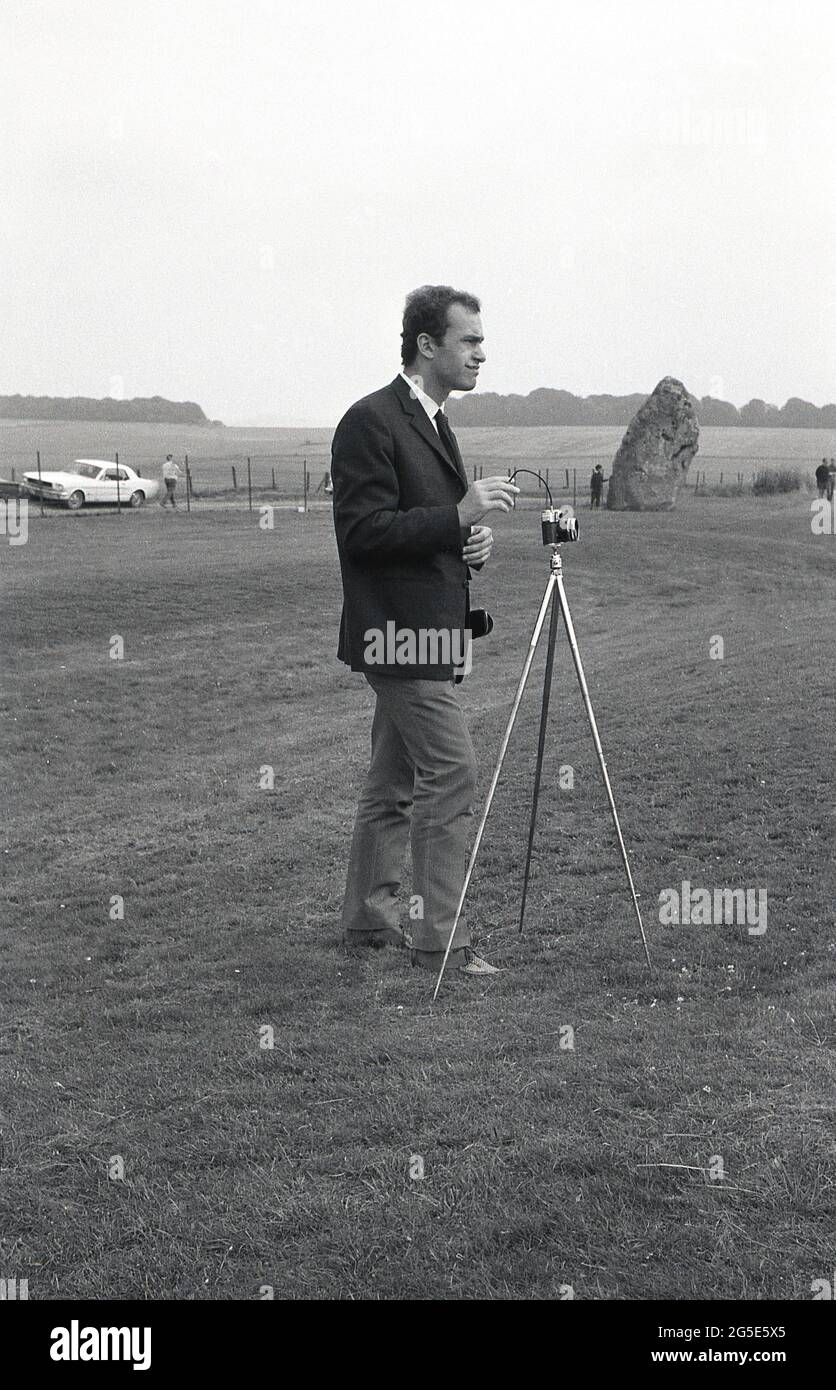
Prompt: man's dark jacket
<box><xmin>331</xmin><ymin>374</ymin><xmax>478</xmax><ymax>681</ymax></box>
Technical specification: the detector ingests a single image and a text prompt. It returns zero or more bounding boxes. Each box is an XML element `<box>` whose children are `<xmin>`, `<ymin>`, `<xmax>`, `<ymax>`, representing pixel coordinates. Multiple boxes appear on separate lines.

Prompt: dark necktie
<box><xmin>435</xmin><ymin>409</ymin><xmax>464</xmax><ymax>480</ymax></box>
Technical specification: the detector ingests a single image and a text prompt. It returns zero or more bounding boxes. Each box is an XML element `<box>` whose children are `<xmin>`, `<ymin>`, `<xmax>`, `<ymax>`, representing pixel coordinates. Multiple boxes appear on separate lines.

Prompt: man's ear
<box><xmin>416</xmin><ymin>332</ymin><xmax>435</xmax><ymax>360</ymax></box>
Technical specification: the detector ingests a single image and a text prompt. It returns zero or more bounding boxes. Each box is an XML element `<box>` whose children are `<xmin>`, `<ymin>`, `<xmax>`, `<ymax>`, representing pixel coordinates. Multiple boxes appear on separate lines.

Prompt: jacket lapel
<box><xmin>390</xmin><ymin>376</ymin><xmax>468</xmax><ymax>487</ymax></box>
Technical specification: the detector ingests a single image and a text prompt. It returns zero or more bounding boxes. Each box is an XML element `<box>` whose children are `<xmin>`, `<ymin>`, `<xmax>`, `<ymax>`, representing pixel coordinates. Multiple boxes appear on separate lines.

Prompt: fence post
<box><xmin>36</xmin><ymin>451</ymin><xmax>44</xmax><ymax>518</ymax></box>
<box><xmin>303</xmin><ymin>461</ymin><xmax>309</xmax><ymax>512</ymax></box>
<box><xmin>545</xmin><ymin>467</ymin><xmax>549</xmax><ymax>490</ymax></box>
<box><xmin>10</xmin><ymin>467</ymin><xmax>14</xmax><ymax>482</ymax></box>
<box><xmin>720</xmin><ymin>471</ymin><xmax>723</xmax><ymax>487</ymax></box>
<box><xmin>272</xmin><ymin>467</ymin><xmax>276</xmax><ymax>491</ymax></box>
<box><xmin>185</xmin><ymin>453</ymin><xmax>191</xmax><ymax>512</ymax></box>
<box><xmin>231</xmin><ymin>464</ymin><xmax>237</xmax><ymax>492</ymax></box>
<box><xmin>247</xmin><ymin>457</ymin><xmax>253</xmax><ymax>512</ymax></box>
<box><xmin>473</xmin><ymin>464</ymin><xmax>477</xmax><ymax>481</ymax></box>
<box><xmin>564</xmin><ymin>467</ymin><xmax>569</xmax><ymax>490</ymax></box>
<box><xmin>572</xmin><ymin>467</ymin><xmax>577</xmax><ymax>508</ymax></box>
<box><xmin>114</xmin><ymin>451</ymin><xmax>122</xmax><ymax>513</ymax></box>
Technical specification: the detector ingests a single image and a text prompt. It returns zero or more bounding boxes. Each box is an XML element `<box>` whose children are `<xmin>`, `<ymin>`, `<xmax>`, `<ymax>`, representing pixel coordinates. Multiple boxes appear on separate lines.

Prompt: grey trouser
<box><xmin>342</xmin><ymin>673</ymin><xmax>478</xmax><ymax>952</ymax></box>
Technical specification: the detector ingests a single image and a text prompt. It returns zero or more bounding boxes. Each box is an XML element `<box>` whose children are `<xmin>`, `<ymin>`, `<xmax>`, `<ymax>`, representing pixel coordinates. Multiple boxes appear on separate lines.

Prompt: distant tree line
<box><xmin>0</xmin><ymin>395</ymin><xmax>218</xmax><ymax>424</ymax></box>
<box><xmin>447</xmin><ymin>388</ymin><xmax>836</xmax><ymax>429</ymax></box>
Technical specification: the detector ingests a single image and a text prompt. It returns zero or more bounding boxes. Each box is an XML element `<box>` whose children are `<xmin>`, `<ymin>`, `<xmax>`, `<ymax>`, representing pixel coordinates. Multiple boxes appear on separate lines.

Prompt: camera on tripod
<box><xmin>506</xmin><ymin>469</ymin><xmax>579</xmax><ymax>546</ymax></box>
<box><xmin>541</xmin><ymin>506</ymin><xmax>579</xmax><ymax>546</ymax></box>
<box><xmin>434</xmin><ymin>465</ymin><xmax>651</xmax><ymax>1000</ymax></box>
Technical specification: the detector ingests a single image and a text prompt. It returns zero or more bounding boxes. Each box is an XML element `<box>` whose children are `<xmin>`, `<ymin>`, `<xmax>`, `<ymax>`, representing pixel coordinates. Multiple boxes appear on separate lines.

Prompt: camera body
<box><xmin>541</xmin><ymin>506</ymin><xmax>579</xmax><ymax>545</ymax></box>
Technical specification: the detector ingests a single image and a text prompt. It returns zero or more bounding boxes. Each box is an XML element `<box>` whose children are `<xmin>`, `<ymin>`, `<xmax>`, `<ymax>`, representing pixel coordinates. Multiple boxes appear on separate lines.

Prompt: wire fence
<box><xmin>469</xmin><ymin>459</ymin><xmax>815</xmax><ymax>507</ymax></box>
<box><xmin>2</xmin><ymin>451</ymin><xmax>822</xmax><ymax>512</ymax></box>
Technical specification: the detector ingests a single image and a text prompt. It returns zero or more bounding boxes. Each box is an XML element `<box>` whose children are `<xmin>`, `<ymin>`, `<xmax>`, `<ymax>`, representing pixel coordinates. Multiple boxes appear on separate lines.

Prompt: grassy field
<box><xmin>1</xmin><ymin>486</ymin><xmax>834</xmax><ymax>1300</ymax></box>
<box><xmin>2</xmin><ymin>419</ymin><xmax>834</xmax><ymax>498</ymax></box>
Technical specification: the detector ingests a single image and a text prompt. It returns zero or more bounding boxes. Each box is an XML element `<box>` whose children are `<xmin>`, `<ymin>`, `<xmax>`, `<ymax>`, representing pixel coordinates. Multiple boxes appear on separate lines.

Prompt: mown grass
<box><xmin>1</xmin><ymin>489</ymin><xmax>834</xmax><ymax>1300</ymax></box>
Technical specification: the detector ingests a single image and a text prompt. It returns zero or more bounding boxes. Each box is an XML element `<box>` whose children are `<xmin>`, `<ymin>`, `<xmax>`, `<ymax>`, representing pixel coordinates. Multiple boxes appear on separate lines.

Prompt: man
<box><xmin>331</xmin><ymin>285</ymin><xmax>519</xmax><ymax>977</ymax></box>
<box><xmin>590</xmin><ymin>463</ymin><xmax>606</xmax><ymax>508</ymax></box>
<box><xmin>161</xmin><ymin>454</ymin><xmax>180</xmax><ymax>508</ymax></box>
<box><xmin>815</xmin><ymin>459</ymin><xmax>829</xmax><ymax>498</ymax></box>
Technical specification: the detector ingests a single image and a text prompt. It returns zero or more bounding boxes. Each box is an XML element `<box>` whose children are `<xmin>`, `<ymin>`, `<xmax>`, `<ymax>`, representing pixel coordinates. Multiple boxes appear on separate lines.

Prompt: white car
<box><xmin>22</xmin><ymin>459</ymin><xmax>161</xmax><ymax>510</ymax></box>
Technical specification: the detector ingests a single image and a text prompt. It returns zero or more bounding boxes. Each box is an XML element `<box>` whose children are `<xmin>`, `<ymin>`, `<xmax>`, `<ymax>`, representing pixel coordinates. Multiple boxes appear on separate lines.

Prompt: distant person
<box><xmin>815</xmin><ymin>459</ymin><xmax>829</xmax><ymax>497</ymax></box>
<box><xmin>828</xmin><ymin>458</ymin><xmax>836</xmax><ymax>503</ymax></box>
<box><xmin>161</xmin><ymin>454</ymin><xmax>180</xmax><ymax>509</ymax></box>
<box><xmin>590</xmin><ymin>463</ymin><xmax>606</xmax><ymax>508</ymax></box>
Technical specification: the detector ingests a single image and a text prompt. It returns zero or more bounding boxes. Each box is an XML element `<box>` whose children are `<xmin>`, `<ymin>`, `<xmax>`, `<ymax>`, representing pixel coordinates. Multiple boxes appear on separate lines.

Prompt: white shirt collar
<box><xmin>399</xmin><ymin>370</ymin><xmax>444</xmax><ymax>429</ymax></box>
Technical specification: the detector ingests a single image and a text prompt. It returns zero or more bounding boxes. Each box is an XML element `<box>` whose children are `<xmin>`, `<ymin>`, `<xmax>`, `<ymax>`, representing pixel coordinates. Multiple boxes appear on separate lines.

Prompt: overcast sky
<box><xmin>2</xmin><ymin>0</ymin><xmax>834</xmax><ymax>424</ymax></box>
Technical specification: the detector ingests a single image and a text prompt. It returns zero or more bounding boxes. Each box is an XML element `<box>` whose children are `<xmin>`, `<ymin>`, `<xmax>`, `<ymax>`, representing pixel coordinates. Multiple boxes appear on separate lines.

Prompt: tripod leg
<box><xmin>554</xmin><ymin>572</ymin><xmax>653</xmax><ymax>973</ymax></box>
<box><xmin>518</xmin><ymin>589</ymin><xmax>561</xmax><ymax>932</ymax></box>
<box><xmin>432</xmin><ymin>571</ymin><xmax>557</xmax><ymax>1001</ymax></box>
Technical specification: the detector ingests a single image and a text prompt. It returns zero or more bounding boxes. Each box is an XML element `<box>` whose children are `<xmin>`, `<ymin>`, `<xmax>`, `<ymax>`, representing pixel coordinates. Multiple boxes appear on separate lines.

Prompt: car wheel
<box><xmin>67</xmin><ymin>491</ymin><xmax>84</xmax><ymax>510</ymax></box>
<box><xmin>129</xmin><ymin>490</ymin><xmax>145</xmax><ymax>508</ymax></box>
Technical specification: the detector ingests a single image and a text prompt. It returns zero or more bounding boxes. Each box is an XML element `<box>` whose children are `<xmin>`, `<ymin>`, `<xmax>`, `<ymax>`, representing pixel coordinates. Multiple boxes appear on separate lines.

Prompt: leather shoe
<box><xmin>410</xmin><ymin>946</ymin><xmax>500</xmax><ymax>975</ymax></box>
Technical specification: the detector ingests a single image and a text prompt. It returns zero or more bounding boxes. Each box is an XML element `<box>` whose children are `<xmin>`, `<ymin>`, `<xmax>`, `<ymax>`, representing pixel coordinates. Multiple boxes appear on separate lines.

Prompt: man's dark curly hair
<box><xmin>401</xmin><ymin>284</ymin><xmax>481</xmax><ymax>367</ymax></box>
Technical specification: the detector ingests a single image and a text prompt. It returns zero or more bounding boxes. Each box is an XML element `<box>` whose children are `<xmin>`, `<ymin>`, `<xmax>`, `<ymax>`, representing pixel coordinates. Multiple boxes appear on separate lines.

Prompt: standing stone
<box><xmin>606</xmin><ymin>377</ymin><xmax>699</xmax><ymax>511</ymax></box>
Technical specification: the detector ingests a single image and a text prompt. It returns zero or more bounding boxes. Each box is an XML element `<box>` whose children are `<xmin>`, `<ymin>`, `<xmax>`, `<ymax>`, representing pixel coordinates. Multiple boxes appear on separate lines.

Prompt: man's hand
<box><xmin>463</xmin><ymin>524</ymin><xmax>493</xmax><ymax>568</ymax></box>
<box><xmin>457</xmin><ymin>475</ymin><xmax>520</xmax><ymax>527</ymax></box>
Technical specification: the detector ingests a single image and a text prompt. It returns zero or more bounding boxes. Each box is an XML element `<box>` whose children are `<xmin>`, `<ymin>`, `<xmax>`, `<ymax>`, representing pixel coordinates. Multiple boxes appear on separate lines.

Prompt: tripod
<box><xmin>433</xmin><ymin>533</ymin><xmax>652</xmax><ymax>1001</ymax></box>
